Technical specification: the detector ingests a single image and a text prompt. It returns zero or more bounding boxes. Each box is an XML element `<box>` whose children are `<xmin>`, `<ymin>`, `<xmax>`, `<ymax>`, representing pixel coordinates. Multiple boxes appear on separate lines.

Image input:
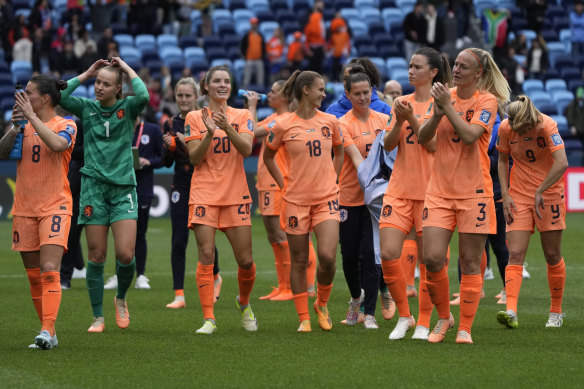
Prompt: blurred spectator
<box><xmin>52</xmin><ymin>40</ymin><xmax>79</xmax><ymax>76</ymax></box>
<box><xmin>571</xmin><ymin>1</ymin><xmax>584</xmax><ymax>62</ymax></box>
<box><xmin>383</xmin><ymin>80</ymin><xmax>402</xmax><ymax>106</ymax></box>
<box><xmin>497</xmin><ymin>47</ymin><xmax>522</xmax><ymax>96</ymax></box>
<box><xmin>31</xmin><ymin>27</ymin><xmax>51</xmax><ymax>73</ymax></box>
<box><xmin>567</xmin><ymin>87</ymin><xmax>584</xmax><ymax>143</ymax></box>
<box><xmin>511</xmin><ymin>33</ymin><xmax>528</xmax><ymax>56</ymax></box>
<box><xmin>160</xmin><ymin>65</ymin><xmax>172</xmax><ymax>91</ymax></box>
<box><xmin>97</xmin><ymin>27</ymin><xmax>115</xmax><ymax>58</ymax></box>
<box><xmin>450</xmin><ymin>0</ymin><xmax>472</xmax><ymax>49</ymax></box>
<box><xmin>329</xmin><ymin>13</ymin><xmax>351</xmax><ymax>82</ymax></box>
<box><xmin>425</xmin><ymin>4</ymin><xmax>445</xmax><ymax>51</ymax></box>
<box><xmin>13</xmin><ymin>30</ymin><xmax>33</xmax><ymax>63</ymax></box>
<box><xmin>266</xmin><ymin>27</ymin><xmax>285</xmax><ymax>83</ymax></box>
<box><xmin>128</xmin><ymin>0</ymin><xmax>160</xmax><ymax>35</ymax></box>
<box><xmin>159</xmin><ymin>0</ymin><xmax>181</xmax><ymax>34</ymax></box>
<box><xmin>28</xmin><ymin>0</ymin><xmax>52</xmax><ymax>32</ymax></box>
<box><xmin>518</xmin><ymin>0</ymin><xmax>547</xmax><ymax>34</ymax></box>
<box><xmin>148</xmin><ymin>78</ymin><xmax>163</xmax><ymax>115</ymax></box>
<box><xmin>78</xmin><ymin>43</ymin><xmax>101</xmax><ymax>73</ymax></box>
<box><xmin>74</xmin><ymin>29</ymin><xmax>97</xmax><ymax>58</ymax></box>
<box><xmin>303</xmin><ymin>0</ymin><xmax>326</xmax><ymax>74</ymax></box>
<box><xmin>526</xmin><ymin>35</ymin><xmax>548</xmax><ymax>80</ymax></box>
<box><xmin>65</xmin><ymin>12</ymin><xmax>84</xmax><ymax>42</ymax></box>
<box><xmin>241</xmin><ymin>17</ymin><xmax>265</xmax><ymax>88</ymax></box>
<box><xmin>0</xmin><ymin>0</ymin><xmax>15</xmax><ymax>62</ymax></box>
<box><xmin>8</xmin><ymin>14</ymin><xmax>29</xmax><ymax>47</ymax></box>
<box><xmin>287</xmin><ymin>31</ymin><xmax>305</xmax><ymax>71</ymax></box>
<box><xmin>403</xmin><ymin>2</ymin><xmax>427</xmax><ymax>61</ymax></box>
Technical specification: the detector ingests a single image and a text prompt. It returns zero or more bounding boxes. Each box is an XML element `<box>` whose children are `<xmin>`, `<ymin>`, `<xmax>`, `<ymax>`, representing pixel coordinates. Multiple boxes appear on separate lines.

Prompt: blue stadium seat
<box><xmin>348</xmin><ymin>20</ymin><xmax>369</xmax><ymax>37</ymax></box>
<box><xmin>540</xmin><ymin>29</ymin><xmax>558</xmax><ymax>42</ymax></box>
<box><xmin>145</xmin><ymin>58</ymin><xmax>163</xmax><ymax>73</ymax></box>
<box><xmin>546</xmin><ymin>78</ymin><xmax>568</xmax><ymax>94</ymax></box>
<box><xmin>210</xmin><ymin>58</ymin><xmax>233</xmax><ymax>68</ymax></box>
<box><xmin>276</xmin><ymin>9</ymin><xmax>296</xmax><ymax>23</ymax></box>
<box><xmin>10</xmin><ymin>61</ymin><xmax>32</xmax><ymax>84</ymax></box>
<box><xmin>567</xmin><ymin>150</ymin><xmax>584</xmax><ymax>166</ymax></box>
<box><xmin>378</xmin><ymin>0</ymin><xmax>397</xmax><ymax>9</ymax></box>
<box><xmin>120</xmin><ymin>46</ymin><xmax>143</xmax><ymax>69</ymax></box>
<box><xmin>256</xmin><ymin>9</ymin><xmax>276</xmax><ymax>23</ymax></box>
<box><xmin>159</xmin><ymin>46</ymin><xmax>184</xmax><ymax>66</ymax></box>
<box><xmin>551</xmin><ymin>115</ymin><xmax>569</xmax><ymax>137</ymax></box>
<box><xmin>229</xmin><ymin>0</ymin><xmax>247</xmax><ymax>11</ymax></box>
<box><xmin>561</xmin><ymin>67</ymin><xmax>582</xmax><ymax>83</ymax></box>
<box><xmin>218</xmin><ymin>23</ymin><xmax>237</xmax><ymax>38</ymax></box>
<box><xmin>568</xmin><ymin>79</ymin><xmax>584</xmax><ymax>93</ymax></box>
<box><xmin>326</xmin><ymin>81</ymin><xmax>346</xmax><ymax>99</ymax></box>
<box><xmin>395</xmin><ymin>0</ymin><xmax>416</xmax><ymax>14</ymax></box>
<box><xmin>235</xmin><ymin>21</ymin><xmax>252</xmax><ymax>37</ymax></box>
<box><xmin>203</xmin><ymin>35</ymin><xmax>224</xmax><ymax>50</ymax></box>
<box><xmin>369</xmin><ymin>57</ymin><xmax>387</xmax><ymax>79</ymax></box>
<box><xmin>386</xmin><ymin>56</ymin><xmax>409</xmax><ymax>75</ymax></box>
<box><xmin>340</xmin><ymin>8</ymin><xmax>360</xmax><ymax>22</ymax></box>
<box><xmin>291</xmin><ymin>0</ymin><xmax>311</xmax><ymax>15</ymax></box>
<box><xmin>559</xmin><ymin>28</ymin><xmax>571</xmax><ymax>52</ymax></box>
<box><xmin>358</xmin><ymin>44</ymin><xmax>378</xmax><ymax>57</ymax></box>
<box><xmin>114</xmin><ymin>34</ymin><xmax>134</xmax><ymax>48</ymax></box>
<box><xmin>190</xmin><ymin>58</ymin><xmax>210</xmax><ymax>75</ymax></box>
<box><xmin>0</xmin><ymin>85</ymin><xmax>12</xmax><ymax>100</ymax></box>
<box><xmin>368</xmin><ymin>21</ymin><xmax>386</xmax><ymax>36</ymax></box>
<box><xmin>0</xmin><ymin>73</ymin><xmax>11</xmax><ymax>87</ymax></box>
<box><xmin>259</xmin><ymin>21</ymin><xmax>280</xmax><ymax>40</ymax></box>
<box><xmin>227</xmin><ymin>46</ymin><xmax>242</xmax><ymax>61</ymax></box>
<box><xmin>282</xmin><ymin>21</ymin><xmax>301</xmax><ymax>35</ymax></box>
<box><xmin>212</xmin><ymin>9</ymin><xmax>233</xmax><ymax>27</ymax></box>
<box><xmin>537</xmin><ymin>103</ymin><xmax>558</xmax><ymax>116</ymax></box>
<box><xmin>179</xmin><ymin>35</ymin><xmax>199</xmax><ymax>49</ymax></box>
<box><xmin>207</xmin><ymin>47</ymin><xmax>229</xmax><ymax>62</ymax></box>
<box><xmin>547</xmin><ymin>41</ymin><xmax>568</xmax><ymax>68</ymax></box>
<box><xmin>136</xmin><ymin>34</ymin><xmax>157</xmax><ymax>52</ymax></box>
<box><xmin>360</xmin><ymin>8</ymin><xmax>382</xmax><ymax>24</ymax></box>
<box><xmin>553</xmin><ymin>16</ymin><xmax>570</xmax><ymax>31</ymax></box>
<box><xmin>335</xmin><ymin>0</ymin><xmax>353</xmax><ymax>10</ymax></box>
<box><xmin>519</xmin><ymin>29</ymin><xmax>537</xmax><ymax>49</ymax></box>
<box><xmin>257</xmin><ymin>107</ymin><xmax>274</xmax><ymax>121</ymax></box>
<box><xmin>355</xmin><ymin>0</ymin><xmax>378</xmax><ymax>10</ymax></box>
<box><xmin>522</xmin><ymin>79</ymin><xmax>544</xmax><ymax>95</ymax></box>
<box><xmin>553</xmin><ymin>90</ymin><xmax>575</xmax><ymax>115</ymax></box>
<box><xmin>232</xmin><ymin>59</ymin><xmax>246</xmax><ymax>84</ymax></box>
<box><xmin>546</xmin><ymin>4</ymin><xmax>566</xmax><ymax>19</ymax></box>
<box><xmin>381</xmin><ymin>8</ymin><xmax>403</xmax><ymax>32</ymax></box>
<box><xmin>233</xmin><ymin>8</ymin><xmax>255</xmax><ymax>23</ymax></box>
<box><xmin>71</xmin><ymin>85</ymin><xmax>88</xmax><ymax>99</ymax></box>
<box><xmin>391</xmin><ymin>68</ymin><xmax>410</xmax><ymax>87</ymax></box>
<box><xmin>190</xmin><ymin>10</ymin><xmax>203</xmax><ymax>34</ymax></box>
<box><xmin>223</xmin><ymin>34</ymin><xmax>242</xmax><ymax>51</ymax></box>
<box><xmin>184</xmin><ymin>47</ymin><xmax>206</xmax><ymax>62</ymax></box>
<box><xmin>270</xmin><ymin>0</ymin><xmax>289</xmax><ymax>12</ymax></box>
<box><xmin>157</xmin><ymin>34</ymin><xmax>179</xmax><ymax>48</ymax></box>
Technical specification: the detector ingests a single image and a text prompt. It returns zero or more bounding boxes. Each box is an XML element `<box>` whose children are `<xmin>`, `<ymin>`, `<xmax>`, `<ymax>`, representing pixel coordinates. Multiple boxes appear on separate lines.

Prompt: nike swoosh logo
<box><xmin>49</xmin><ymin>234</ymin><xmax>58</xmax><ymax>238</ymax></box>
<box><xmin>551</xmin><ymin>220</ymin><xmax>560</xmax><ymax>224</ymax></box>
<box><xmin>199</xmin><ymin>284</ymin><xmax>209</xmax><ymax>288</ymax></box>
<box><xmin>476</xmin><ymin>223</ymin><xmax>485</xmax><ymax>227</ymax></box>
<box><xmin>463</xmin><ymin>300</ymin><xmax>474</xmax><ymax>304</ymax></box>
<box><xmin>90</xmin><ymin>112</ymin><xmax>97</xmax><ymax>116</ymax></box>
<box><xmin>241</xmin><ymin>217</ymin><xmax>249</xmax><ymax>220</ymax></box>
<box><xmin>128</xmin><ymin>209</ymin><xmax>136</xmax><ymax>213</ymax></box>
<box><xmin>200</xmin><ymin>130</ymin><xmax>207</xmax><ymax>134</ymax></box>
<box><xmin>48</xmin><ymin>290</ymin><xmax>60</xmax><ymax>293</ymax></box>
<box><xmin>329</xmin><ymin>212</ymin><xmax>337</xmax><ymax>215</ymax></box>
<box><xmin>553</xmin><ymin>288</ymin><xmax>562</xmax><ymax>290</ymax></box>
<box><xmin>352</xmin><ymin>136</ymin><xmax>359</xmax><ymax>140</ymax></box>
<box><xmin>510</xmin><ymin>140</ymin><xmax>519</xmax><ymax>144</ymax></box>
<box><xmin>291</xmin><ymin>134</ymin><xmax>300</xmax><ymax>138</ymax></box>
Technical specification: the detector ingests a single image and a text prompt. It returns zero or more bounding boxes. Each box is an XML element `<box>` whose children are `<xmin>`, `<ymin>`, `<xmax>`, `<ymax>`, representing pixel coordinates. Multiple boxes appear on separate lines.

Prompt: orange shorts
<box><xmin>422</xmin><ymin>194</ymin><xmax>496</xmax><ymax>234</ymax></box>
<box><xmin>506</xmin><ymin>202</ymin><xmax>566</xmax><ymax>233</ymax></box>
<box><xmin>189</xmin><ymin>203</ymin><xmax>252</xmax><ymax>231</ymax></box>
<box><xmin>280</xmin><ymin>199</ymin><xmax>340</xmax><ymax>235</ymax></box>
<box><xmin>379</xmin><ymin>195</ymin><xmax>425</xmax><ymax>234</ymax></box>
<box><xmin>12</xmin><ymin>215</ymin><xmax>71</xmax><ymax>252</ymax></box>
<box><xmin>258</xmin><ymin>189</ymin><xmax>284</xmax><ymax>216</ymax></box>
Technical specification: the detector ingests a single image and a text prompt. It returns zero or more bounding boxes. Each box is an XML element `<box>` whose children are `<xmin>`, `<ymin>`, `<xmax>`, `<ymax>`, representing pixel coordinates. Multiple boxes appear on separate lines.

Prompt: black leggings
<box><xmin>339</xmin><ymin>205</ymin><xmax>379</xmax><ymax>316</ymax></box>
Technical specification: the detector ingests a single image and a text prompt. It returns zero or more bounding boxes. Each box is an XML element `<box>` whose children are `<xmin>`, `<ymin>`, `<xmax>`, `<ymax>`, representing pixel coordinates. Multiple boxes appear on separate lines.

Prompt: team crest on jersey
<box><xmin>185</xmin><ymin>124</ymin><xmax>191</xmax><ymax>137</ymax></box>
<box><xmin>171</xmin><ymin>191</ymin><xmax>180</xmax><ymax>203</ymax></box>
<box><xmin>195</xmin><ymin>206</ymin><xmax>206</xmax><ymax>218</ymax></box>
<box><xmin>339</xmin><ymin>208</ymin><xmax>348</xmax><ymax>222</ymax></box>
<box><xmin>12</xmin><ymin>231</ymin><xmax>19</xmax><ymax>244</ymax></box>
<box><xmin>479</xmin><ymin>110</ymin><xmax>491</xmax><ymax>124</ymax></box>
<box><xmin>288</xmin><ymin>216</ymin><xmax>299</xmax><ymax>229</ymax></box>
<box><xmin>321</xmin><ymin>126</ymin><xmax>331</xmax><ymax>138</ymax></box>
<box><xmin>268</xmin><ymin>131</ymin><xmax>275</xmax><ymax>143</ymax></box>
<box><xmin>116</xmin><ymin>109</ymin><xmax>126</xmax><ymax>119</ymax></box>
<box><xmin>465</xmin><ymin>110</ymin><xmax>474</xmax><ymax>123</ymax></box>
<box><xmin>382</xmin><ymin>205</ymin><xmax>392</xmax><ymax>217</ymax></box>
<box><xmin>551</xmin><ymin>133</ymin><xmax>563</xmax><ymax>146</ymax></box>
<box><xmin>537</xmin><ymin>136</ymin><xmax>546</xmax><ymax>148</ymax></box>
<box><xmin>231</xmin><ymin>123</ymin><xmax>239</xmax><ymax>132</ymax></box>
<box><xmin>83</xmin><ymin>205</ymin><xmax>93</xmax><ymax>218</ymax></box>
<box><xmin>65</xmin><ymin>124</ymin><xmax>76</xmax><ymax>136</ymax></box>
<box><xmin>422</xmin><ymin>207</ymin><xmax>428</xmax><ymax>221</ymax></box>
<box><xmin>247</xmin><ymin>119</ymin><xmax>254</xmax><ymax>131</ymax></box>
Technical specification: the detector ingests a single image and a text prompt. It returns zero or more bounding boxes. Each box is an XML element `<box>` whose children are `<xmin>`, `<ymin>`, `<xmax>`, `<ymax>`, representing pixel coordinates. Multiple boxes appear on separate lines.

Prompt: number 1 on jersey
<box><xmin>104</xmin><ymin>121</ymin><xmax>110</xmax><ymax>138</ymax></box>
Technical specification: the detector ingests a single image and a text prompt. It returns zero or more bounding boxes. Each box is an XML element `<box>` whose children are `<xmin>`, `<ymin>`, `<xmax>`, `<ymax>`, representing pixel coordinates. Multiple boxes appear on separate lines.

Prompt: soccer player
<box><xmin>418</xmin><ymin>48</ymin><xmax>510</xmax><ymax>344</ymax></box>
<box><xmin>1</xmin><ymin>75</ymin><xmax>76</xmax><ymax>349</ymax></box>
<box><xmin>380</xmin><ymin>47</ymin><xmax>452</xmax><ymax>340</ymax></box>
<box><xmin>162</xmin><ymin>77</ymin><xmax>222</xmax><ymax>309</ymax></box>
<box><xmin>59</xmin><ymin>57</ymin><xmax>150</xmax><ymax>332</ymax></box>
<box><xmin>496</xmin><ymin>95</ymin><xmax>568</xmax><ymax>329</ymax></box>
<box><xmin>245</xmin><ymin>81</ymin><xmax>296</xmax><ymax>301</ymax></box>
<box><xmin>264</xmin><ymin>70</ymin><xmax>344</xmax><ymax>332</ymax></box>
<box><xmin>184</xmin><ymin>65</ymin><xmax>257</xmax><ymax>335</ymax></box>
<box><xmin>338</xmin><ymin>66</ymin><xmax>388</xmax><ymax>329</ymax></box>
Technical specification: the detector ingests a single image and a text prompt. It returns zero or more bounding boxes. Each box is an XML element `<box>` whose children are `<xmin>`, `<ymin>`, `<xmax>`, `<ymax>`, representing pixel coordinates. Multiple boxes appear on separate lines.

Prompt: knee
<box><xmin>507</xmin><ymin>247</ymin><xmax>526</xmax><ymax>264</ymax></box>
<box><xmin>380</xmin><ymin>245</ymin><xmax>401</xmax><ymax>262</ymax></box>
<box><xmin>544</xmin><ymin>250</ymin><xmax>562</xmax><ymax>266</ymax></box>
<box><xmin>116</xmin><ymin>248</ymin><xmax>135</xmax><ymax>264</ymax></box>
<box><xmin>317</xmin><ymin>251</ymin><xmax>336</xmax><ymax>270</ymax></box>
<box><xmin>424</xmin><ymin>252</ymin><xmax>445</xmax><ymax>272</ymax></box>
<box><xmin>88</xmin><ymin>249</ymin><xmax>107</xmax><ymax>263</ymax></box>
<box><xmin>198</xmin><ymin>246</ymin><xmax>215</xmax><ymax>265</ymax></box>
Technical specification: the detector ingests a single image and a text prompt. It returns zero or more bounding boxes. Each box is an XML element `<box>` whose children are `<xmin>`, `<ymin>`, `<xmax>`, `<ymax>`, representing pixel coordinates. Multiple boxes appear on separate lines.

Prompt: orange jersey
<box><xmin>184</xmin><ymin>107</ymin><xmax>254</xmax><ymax>205</ymax></box>
<box><xmin>266</xmin><ymin>110</ymin><xmax>343</xmax><ymax>205</ymax></box>
<box><xmin>497</xmin><ymin>114</ymin><xmax>565</xmax><ymax>204</ymax></box>
<box><xmin>426</xmin><ymin>88</ymin><xmax>498</xmax><ymax>199</ymax></box>
<box><xmin>13</xmin><ymin>116</ymin><xmax>77</xmax><ymax>216</ymax></box>
<box><xmin>386</xmin><ymin>94</ymin><xmax>435</xmax><ymax>200</ymax></box>
<box><xmin>339</xmin><ymin>109</ymin><xmax>387</xmax><ymax>205</ymax></box>
<box><xmin>256</xmin><ymin>113</ymin><xmax>289</xmax><ymax>191</ymax></box>
<box><xmin>266</xmin><ymin>36</ymin><xmax>283</xmax><ymax>62</ymax></box>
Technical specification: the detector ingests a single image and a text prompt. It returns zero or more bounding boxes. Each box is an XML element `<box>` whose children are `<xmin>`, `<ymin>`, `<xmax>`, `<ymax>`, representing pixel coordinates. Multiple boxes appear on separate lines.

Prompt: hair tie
<box><xmin>465</xmin><ymin>49</ymin><xmax>483</xmax><ymax>71</ymax></box>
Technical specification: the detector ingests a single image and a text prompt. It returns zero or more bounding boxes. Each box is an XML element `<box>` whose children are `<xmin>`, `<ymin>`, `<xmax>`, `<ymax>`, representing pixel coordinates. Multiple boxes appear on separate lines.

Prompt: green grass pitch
<box><xmin>1</xmin><ymin>214</ymin><xmax>583</xmax><ymax>388</ymax></box>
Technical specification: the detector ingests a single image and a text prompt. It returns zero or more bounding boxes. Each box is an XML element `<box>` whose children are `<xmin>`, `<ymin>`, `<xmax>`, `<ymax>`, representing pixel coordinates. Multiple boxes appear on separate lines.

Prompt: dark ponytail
<box><xmin>30</xmin><ymin>75</ymin><xmax>68</xmax><ymax>107</ymax></box>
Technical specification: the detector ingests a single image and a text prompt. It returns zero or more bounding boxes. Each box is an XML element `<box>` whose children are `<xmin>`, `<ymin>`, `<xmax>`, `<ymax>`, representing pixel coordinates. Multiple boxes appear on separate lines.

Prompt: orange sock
<box><xmin>417</xmin><ymin>264</ymin><xmax>433</xmax><ymax>328</ymax></box>
<box><xmin>237</xmin><ymin>262</ymin><xmax>256</xmax><ymax>306</ymax></box>
<box><xmin>547</xmin><ymin>258</ymin><xmax>565</xmax><ymax>314</ymax></box>
<box><xmin>400</xmin><ymin>240</ymin><xmax>418</xmax><ymax>287</ymax></box>
<box><xmin>280</xmin><ymin>241</ymin><xmax>291</xmax><ymax>289</ymax></box>
<box><xmin>480</xmin><ymin>249</ymin><xmax>487</xmax><ymax>277</ymax></box>
<box><xmin>316</xmin><ymin>282</ymin><xmax>333</xmax><ymax>307</ymax></box>
<box><xmin>196</xmin><ymin>262</ymin><xmax>215</xmax><ymax>320</ymax></box>
<box><xmin>271</xmin><ymin>242</ymin><xmax>285</xmax><ymax>290</ymax></box>
<box><xmin>425</xmin><ymin>266</ymin><xmax>450</xmax><ymax>319</ymax></box>
<box><xmin>40</xmin><ymin>271</ymin><xmax>61</xmax><ymax>335</ymax></box>
<box><xmin>381</xmin><ymin>259</ymin><xmax>411</xmax><ymax>317</ymax></box>
<box><xmin>293</xmin><ymin>292</ymin><xmax>310</xmax><ymax>321</ymax></box>
<box><xmin>175</xmin><ymin>289</ymin><xmax>184</xmax><ymax>297</ymax></box>
<box><xmin>26</xmin><ymin>268</ymin><xmax>43</xmax><ymax>323</ymax></box>
<box><xmin>458</xmin><ymin>274</ymin><xmax>483</xmax><ymax>333</ymax></box>
<box><xmin>504</xmin><ymin>265</ymin><xmax>523</xmax><ymax>313</ymax></box>
<box><xmin>307</xmin><ymin>240</ymin><xmax>317</xmax><ymax>289</ymax></box>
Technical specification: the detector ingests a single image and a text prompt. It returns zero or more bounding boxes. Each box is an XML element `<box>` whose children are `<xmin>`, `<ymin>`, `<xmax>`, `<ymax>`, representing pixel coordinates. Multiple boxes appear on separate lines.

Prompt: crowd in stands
<box><xmin>0</xmin><ymin>0</ymin><xmax>583</xmax><ymax>164</ymax></box>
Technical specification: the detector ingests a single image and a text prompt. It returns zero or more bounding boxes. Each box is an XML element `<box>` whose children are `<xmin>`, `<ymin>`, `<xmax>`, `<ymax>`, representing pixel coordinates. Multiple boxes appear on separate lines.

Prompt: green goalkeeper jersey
<box><xmin>60</xmin><ymin>77</ymin><xmax>149</xmax><ymax>186</ymax></box>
